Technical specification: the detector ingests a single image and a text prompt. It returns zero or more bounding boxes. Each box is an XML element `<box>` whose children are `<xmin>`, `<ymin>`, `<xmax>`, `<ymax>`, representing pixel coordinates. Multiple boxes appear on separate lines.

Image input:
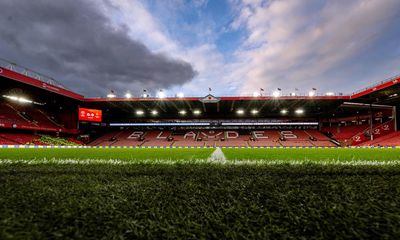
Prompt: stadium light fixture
<box><xmin>107</xmin><ymin>92</ymin><xmax>116</xmax><ymax>98</ymax></box>
<box><xmin>3</xmin><ymin>95</ymin><xmax>33</xmax><ymax>104</ymax></box>
<box><xmin>272</xmin><ymin>90</ymin><xmax>281</xmax><ymax>98</ymax></box>
<box><xmin>251</xmin><ymin>109</ymin><xmax>259</xmax><ymax>115</ymax></box>
<box><xmin>253</xmin><ymin>92</ymin><xmax>261</xmax><ymax>97</ymax></box>
<box><xmin>236</xmin><ymin>109</ymin><xmax>245</xmax><ymax>115</ymax></box>
<box><xmin>325</xmin><ymin>92</ymin><xmax>335</xmax><ymax>96</ymax></box>
<box><xmin>151</xmin><ymin>110</ymin><xmax>158</xmax><ymax>116</ymax></box>
<box><xmin>6</xmin><ymin>95</ymin><xmax>18</xmax><ymax>101</ymax></box>
<box><xmin>136</xmin><ymin>110</ymin><xmax>144</xmax><ymax>116</ymax></box>
<box><xmin>18</xmin><ymin>97</ymin><xmax>32</xmax><ymax>104</ymax></box>
<box><xmin>193</xmin><ymin>109</ymin><xmax>201</xmax><ymax>115</ymax></box>
<box><xmin>290</xmin><ymin>92</ymin><xmax>296</xmax><ymax>96</ymax></box>
<box><xmin>125</xmin><ymin>92</ymin><xmax>132</xmax><ymax>98</ymax></box>
<box><xmin>280</xmin><ymin>109</ymin><xmax>288</xmax><ymax>115</ymax></box>
<box><xmin>179</xmin><ymin>110</ymin><xmax>187</xmax><ymax>115</ymax></box>
<box><xmin>157</xmin><ymin>90</ymin><xmax>166</xmax><ymax>99</ymax></box>
<box><xmin>295</xmin><ymin>108</ymin><xmax>304</xmax><ymax>115</ymax></box>
<box><xmin>309</xmin><ymin>88</ymin><xmax>317</xmax><ymax>97</ymax></box>
<box><xmin>176</xmin><ymin>92</ymin><xmax>185</xmax><ymax>98</ymax></box>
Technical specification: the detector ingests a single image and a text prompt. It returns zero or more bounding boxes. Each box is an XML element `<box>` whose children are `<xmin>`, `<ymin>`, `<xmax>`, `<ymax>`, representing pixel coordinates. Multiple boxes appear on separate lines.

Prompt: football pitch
<box><xmin>1</xmin><ymin>147</ymin><xmax>400</xmax><ymax>239</ymax></box>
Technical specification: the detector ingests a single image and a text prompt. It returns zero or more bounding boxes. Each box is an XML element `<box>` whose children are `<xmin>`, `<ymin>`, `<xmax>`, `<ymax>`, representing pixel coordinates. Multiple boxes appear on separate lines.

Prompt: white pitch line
<box><xmin>1</xmin><ymin>159</ymin><xmax>400</xmax><ymax>166</ymax></box>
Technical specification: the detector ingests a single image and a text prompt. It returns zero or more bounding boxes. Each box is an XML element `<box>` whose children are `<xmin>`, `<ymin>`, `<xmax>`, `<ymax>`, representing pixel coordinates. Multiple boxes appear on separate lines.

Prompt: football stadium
<box><xmin>1</xmin><ymin>0</ymin><xmax>400</xmax><ymax>239</ymax></box>
<box><xmin>1</xmin><ymin>58</ymin><xmax>400</xmax><ymax>239</ymax></box>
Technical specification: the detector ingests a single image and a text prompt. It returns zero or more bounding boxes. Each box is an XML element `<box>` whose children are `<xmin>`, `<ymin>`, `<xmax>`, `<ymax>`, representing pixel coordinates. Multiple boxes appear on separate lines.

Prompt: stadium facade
<box><xmin>1</xmin><ymin>59</ymin><xmax>399</xmax><ymax>147</ymax></box>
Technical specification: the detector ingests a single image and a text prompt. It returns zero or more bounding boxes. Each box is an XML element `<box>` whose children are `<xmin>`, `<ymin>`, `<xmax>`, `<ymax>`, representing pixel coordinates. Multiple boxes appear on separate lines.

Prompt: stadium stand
<box><xmin>0</xmin><ymin>102</ymin><xmax>68</xmax><ymax>132</ymax></box>
<box><xmin>1</xmin><ymin>60</ymin><xmax>400</xmax><ymax>147</ymax></box>
<box><xmin>11</xmin><ymin>104</ymin><xmax>63</xmax><ymax>129</ymax></box>
<box><xmin>38</xmin><ymin>135</ymin><xmax>82</xmax><ymax>146</ymax></box>
<box><xmin>172</xmin><ymin>131</ymin><xmax>205</xmax><ymax>147</ymax></box>
<box><xmin>0</xmin><ymin>103</ymin><xmax>33</xmax><ymax>126</ymax></box>
<box><xmin>0</xmin><ymin>132</ymin><xmax>84</xmax><ymax>146</ymax></box>
<box><xmin>358</xmin><ymin>131</ymin><xmax>400</xmax><ymax>146</ymax></box>
<box><xmin>323</xmin><ymin>124</ymin><xmax>370</xmax><ymax>140</ymax></box>
<box><xmin>216</xmin><ymin>133</ymin><xmax>250</xmax><ymax>147</ymax></box>
<box><xmin>0</xmin><ymin>137</ymin><xmax>16</xmax><ymax>145</ymax></box>
<box><xmin>86</xmin><ymin>130</ymin><xmax>338</xmax><ymax>147</ymax></box>
<box><xmin>89</xmin><ymin>130</ymin><xmax>120</xmax><ymax>146</ymax></box>
<box><xmin>305</xmin><ymin>130</ymin><xmax>332</xmax><ymax>141</ymax></box>
<box><xmin>0</xmin><ymin>132</ymin><xmax>41</xmax><ymax>145</ymax></box>
<box><xmin>280</xmin><ymin>140</ymin><xmax>314</xmax><ymax>147</ymax></box>
<box><xmin>140</xmin><ymin>131</ymin><xmax>173</xmax><ymax>147</ymax></box>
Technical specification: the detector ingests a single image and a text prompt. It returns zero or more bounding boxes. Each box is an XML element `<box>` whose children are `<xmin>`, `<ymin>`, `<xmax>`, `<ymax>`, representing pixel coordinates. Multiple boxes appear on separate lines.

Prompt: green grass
<box><xmin>0</xmin><ymin>148</ymin><xmax>213</xmax><ymax>161</ymax></box>
<box><xmin>223</xmin><ymin>148</ymin><xmax>400</xmax><ymax>161</ymax></box>
<box><xmin>1</xmin><ymin>148</ymin><xmax>400</xmax><ymax>239</ymax></box>
<box><xmin>1</xmin><ymin>148</ymin><xmax>400</xmax><ymax>165</ymax></box>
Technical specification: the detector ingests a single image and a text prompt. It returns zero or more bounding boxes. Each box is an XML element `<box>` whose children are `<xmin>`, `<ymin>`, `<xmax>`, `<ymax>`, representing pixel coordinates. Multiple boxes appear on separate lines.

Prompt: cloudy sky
<box><xmin>0</xmin><ymin>0</ymin><xmax>399</xmax><ymax>97</ymax></box>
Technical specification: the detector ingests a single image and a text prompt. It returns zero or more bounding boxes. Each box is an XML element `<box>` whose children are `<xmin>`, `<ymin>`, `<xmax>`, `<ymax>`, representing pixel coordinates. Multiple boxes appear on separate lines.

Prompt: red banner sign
<box><xmin>79</xmin><ymin>108</ymin><xmax>102</xmax><ymax>122</ymax></box>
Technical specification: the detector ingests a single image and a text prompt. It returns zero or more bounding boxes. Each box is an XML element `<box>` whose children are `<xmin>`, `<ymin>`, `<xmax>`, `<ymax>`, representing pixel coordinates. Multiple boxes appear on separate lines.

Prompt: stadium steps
<box><xmin>1</xmin><ymin>103</ymin><xmax>33</xmax><ymax>125</ymax></box>
<box><xmin>0</xmin><ymin>135</ymin><xmax>20</xmax><ymax>144</ymax></box>
<box><xmin>350</xmin><ymin>120</ymin><xmax>395</xmax><ymax>145</ymax></box>
<box><xmin>38</xmin><ymin>110</ymin><xmax>65</xmax><ymax>128</ymax></box>
<box><xmin>356</xmin><ymin>131</ymin><xmax>400</xmax><ymax>146</ymax></box>
<box><xmin>0</xmin><ymin>133</ymin><xmax>41</xmax><ymax>145</ymax></box>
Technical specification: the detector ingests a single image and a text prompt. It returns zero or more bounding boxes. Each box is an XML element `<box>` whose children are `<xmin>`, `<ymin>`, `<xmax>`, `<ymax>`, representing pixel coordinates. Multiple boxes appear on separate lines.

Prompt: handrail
<box><xmin>0</xmin><ymin>57</ymin><xmax>69</xmax><ymax>90</ymax></box>
<box><xmin>351</xmin><ymin>75</ymin><xmax>400</xmax><ymax>95</ymax></box>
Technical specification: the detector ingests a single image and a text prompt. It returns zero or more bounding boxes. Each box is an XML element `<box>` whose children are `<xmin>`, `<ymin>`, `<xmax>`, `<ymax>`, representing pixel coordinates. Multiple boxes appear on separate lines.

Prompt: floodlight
<box><xmin>280</xmin><ymin>109</ymin><xmax>288</xmax><ymax>115</ymax></box>
<box><xmin>272</xmin><ymin>90</ymin><xmax>281</xmax><ymax>98</ymax></box>
<box><xmin>295</xmin><ymin>108</ymin><xmax>304</xmax><ymax>114</ymax></box>
<box><xmin>179</xmin><ymin>110</ymin><xmax>187</xmax><ymax>115</ymax></box>
<box><xmin>9</xmin><ymin>96</ymin><xmax>18</xmax><ymax>101</ymax></box>
<box><xmin>157</xmin><ymin>90</ymin><xmax>165</xmax><ymax>99</ymax></box>
<box><xmin>136</xmin><ymin>110</ymin><xmax>144</xmax><ymax>116</ymax></box>
<box><xmin>18</xmin><ymin>97</ymin><xmax>32</xmax><ymax>103</ymax></box>
<box><xmin>251</xmin><ymin>109</ymin><xmax>259</xmax><ymax>115</ymax></box>
<box><xmin>3</xmin><ymin>95</ymin><xmax>33</xmax><ymax>104</ymax></box>
<box><xmin>107</xmin><ymin>93</ymin><xmax>116</xmax><ymax>98</ymax></box>
<box><xmin>253</xmin><ymin>92</ymin><xmax>261</xmax><ymax>97</ymax></box>
<box><xmin>308</xmin><ymin>91</ymin><xmax>316</xmax><ymax>97</ymax></box>
<box><xmin>193</xmin><ymin>109</ymin><xmax>201</xmax><ymax>115</ymax></box>
<box><xmin>236</xmin><ymin>109</ymin><xmax>245</xmax><ymax>115</ymax></box>
<box><xmin>176</xmin><ymin>92</ymin><xmax>185</xmax><ymax>98</ymax></box>
<box><xmin>125</xmin><ymin>92</ymin><xmax>132</xmax><ymax>98</ymax></box>
<box><xmin>325</xmin><ymin>92</ymin><xmax>334</xmax><ymax>96</ymax></box>
<box><xmin>151</xmin><ymin>110</ymin><xmax>158</xmax><ymax>116</ymax></box>
<box><xmin>290</xmin><ymin>92</ymin><xmax>296</xmax><ymax>96</ymax></box>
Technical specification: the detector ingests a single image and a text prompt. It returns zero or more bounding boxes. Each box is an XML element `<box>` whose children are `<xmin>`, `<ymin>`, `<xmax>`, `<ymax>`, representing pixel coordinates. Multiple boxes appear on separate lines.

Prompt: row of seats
<box><xmin>357</xmin><ymin>132</ymin><xmax>400</xmax><ymax>146</ymax></box>
<box><xmin>0</xmin><ymin>103</ymin><xmax>63</xmax><ymax>130</ymax></box>
<box><xmin>90</xmin><ymin>130</ymin><xmax>336</xmax><ymax>147</ymax></box>
<box><xmin>0</xmin><ymin>133</ymin><xmax>41</xmax><ymax>145</ymax></box>
<box><xmin>0</xmin><ymin>103</ymin><xmax>29</xmax><ymax>125</ymax></box>
<box><xmin>323</xmin><ymin>124</ymin><xmax>370</xmax><ymax>140</ymax></box>
<box><xmin>0</xmin><ymin>132</ymin><xmax>84</xmax><ymax>146</ymax></box>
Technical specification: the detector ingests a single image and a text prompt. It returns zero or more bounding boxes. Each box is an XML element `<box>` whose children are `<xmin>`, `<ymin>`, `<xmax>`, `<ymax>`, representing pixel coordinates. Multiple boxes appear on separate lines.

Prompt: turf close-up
<box><xmin>1</xmin><ymin>148</ymin><xmax>400</xmax><ymax>239</ymax></box>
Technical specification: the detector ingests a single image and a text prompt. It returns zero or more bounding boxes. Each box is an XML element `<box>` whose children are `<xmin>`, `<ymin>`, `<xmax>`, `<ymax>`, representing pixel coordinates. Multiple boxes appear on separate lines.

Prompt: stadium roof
<box><xmin>1</xmin><ymin>64</ymin><xmax>399</xmax><ymax>119</ymax></box>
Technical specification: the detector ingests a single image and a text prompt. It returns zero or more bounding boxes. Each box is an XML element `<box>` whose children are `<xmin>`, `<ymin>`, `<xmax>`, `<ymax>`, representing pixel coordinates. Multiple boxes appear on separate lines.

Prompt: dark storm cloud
<box><xmin>0</xmin><ymin>0</ymin><xmax>197</xmax><ymax>96</ymax></box>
